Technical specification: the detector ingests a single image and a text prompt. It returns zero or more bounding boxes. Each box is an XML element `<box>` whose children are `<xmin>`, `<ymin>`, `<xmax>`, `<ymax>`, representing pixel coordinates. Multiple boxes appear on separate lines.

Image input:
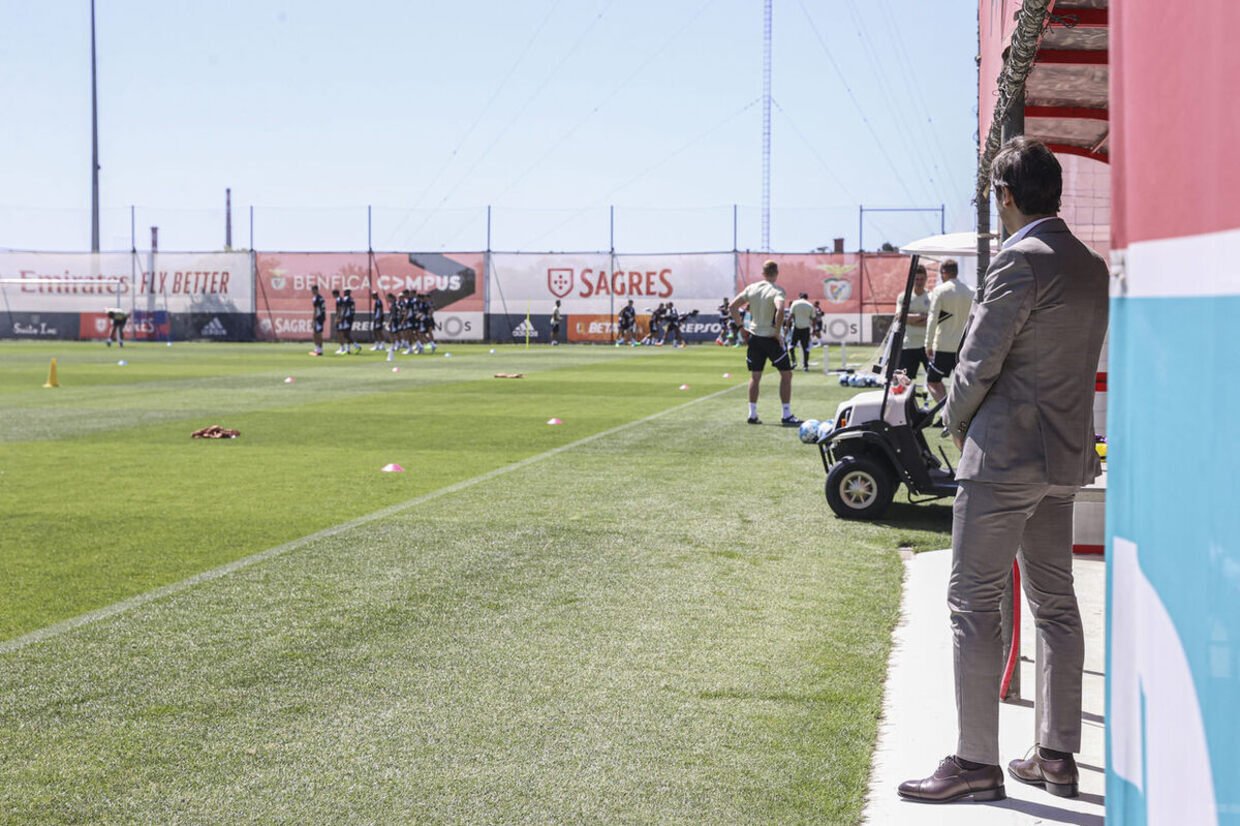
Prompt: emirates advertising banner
<box><xmin>255</xmin><ymin>252</ymin><xmax>484</xmax><ymax>341</ymax></box>
<box><xmin>0</xmin><ymin>252</ymin><xmax>253</xmax><ymax>313</ymax></box>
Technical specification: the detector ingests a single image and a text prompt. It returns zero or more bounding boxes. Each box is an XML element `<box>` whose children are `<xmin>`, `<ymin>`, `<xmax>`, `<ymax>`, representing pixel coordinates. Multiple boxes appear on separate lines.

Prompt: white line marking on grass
<box><xmin>1</xmin><ymin>384</ymin><xmax>741</xmax><ymax>655</ymax></box>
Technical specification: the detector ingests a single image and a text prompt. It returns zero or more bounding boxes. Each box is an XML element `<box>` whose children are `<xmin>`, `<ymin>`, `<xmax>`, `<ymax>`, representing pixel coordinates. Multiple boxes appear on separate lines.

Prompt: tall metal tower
<box><xmin>761</xmin><ymin>0</ymin><xmax>772</xmax><ymax>252</ymax></box>
<box><xmin>90</xmin><ymin>0</ymin><xmax>100</xmax><ymax>252</ymax></box>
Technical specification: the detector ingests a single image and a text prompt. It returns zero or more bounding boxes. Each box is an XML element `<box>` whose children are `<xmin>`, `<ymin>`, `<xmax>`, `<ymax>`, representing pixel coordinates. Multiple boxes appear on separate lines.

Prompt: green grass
<box><xmin>0</xmin><ymin>341</ymin><xmax>952</xmax><ymax>824</ymax></box>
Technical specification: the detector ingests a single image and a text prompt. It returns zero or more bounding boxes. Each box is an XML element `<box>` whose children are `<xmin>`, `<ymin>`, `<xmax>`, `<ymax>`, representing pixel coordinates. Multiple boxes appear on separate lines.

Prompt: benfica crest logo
<box><xmin>547</xmin><ymin>268</ymin><xmax>574</xmax><ymax>298</ymax></box>
<box><xmin>822</xmin><ymin>278</ymin><xmax>853</xmax><ymax>304</ymax></box>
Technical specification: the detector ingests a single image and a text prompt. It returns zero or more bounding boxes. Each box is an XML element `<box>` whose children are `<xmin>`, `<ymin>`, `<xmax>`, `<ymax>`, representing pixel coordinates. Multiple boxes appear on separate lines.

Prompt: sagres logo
<box><xmin>547</xmin><ymin>268</ymin><xmax>573</xmax><ymax>298</ymax></box>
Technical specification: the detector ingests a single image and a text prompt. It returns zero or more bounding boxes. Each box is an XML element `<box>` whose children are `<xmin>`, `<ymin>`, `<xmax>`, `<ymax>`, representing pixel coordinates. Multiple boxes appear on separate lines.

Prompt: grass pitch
<box><xmin>0</xmin><ymin>340</ymin><xmax>952</xmax><ymax>824</ymax></box>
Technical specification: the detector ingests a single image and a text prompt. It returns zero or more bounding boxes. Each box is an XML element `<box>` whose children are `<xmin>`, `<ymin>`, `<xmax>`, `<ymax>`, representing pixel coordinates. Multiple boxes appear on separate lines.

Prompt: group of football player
<box><xmin>308</xmin><ymin>286</ymin><xmax>436</xmax><ymax>356</ymax></box>
<box><xmin>373</xmin><ymin>290</ymin><xmax>438</xmax><ymax>355</ymax></box>
<box><xmin>636</xmin><ymin>301</ymin><xmax>688</xmax><ymax>347</ymax></box>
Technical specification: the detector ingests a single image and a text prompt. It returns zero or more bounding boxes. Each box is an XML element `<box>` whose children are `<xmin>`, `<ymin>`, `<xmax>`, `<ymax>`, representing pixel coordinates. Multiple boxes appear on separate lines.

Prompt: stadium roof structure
<box><xmin>978</xmin><ymin>0</ymin><xmax>1111</xmax><ymax>196</ymax></box>
<box><xmin>1023</xmin><ymin>0</ymin><xmax>1109</xmax><ymax>164</ymax></box>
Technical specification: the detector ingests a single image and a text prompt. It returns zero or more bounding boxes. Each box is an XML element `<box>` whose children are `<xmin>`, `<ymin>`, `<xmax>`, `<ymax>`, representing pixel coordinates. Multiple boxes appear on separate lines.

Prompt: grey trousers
<box><xmin>950</xmin><ymin>480</ymin><xmax>1084</xmax><ymax>765</ymax></box>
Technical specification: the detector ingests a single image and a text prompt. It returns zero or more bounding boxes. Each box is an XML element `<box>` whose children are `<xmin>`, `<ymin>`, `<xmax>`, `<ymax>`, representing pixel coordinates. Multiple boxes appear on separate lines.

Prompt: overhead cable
<box><xmin>406</xmin><ymin>0</ymin><xmax>617</xmax><ymax>244</ymax></box>
<box><xmin>796</xmin><ymin>0</ymin><xmax>925</xmax><ymax>208</ymax></box>
<box><xmin>838</xmin><ymin>0</ymin><xmax>940</xmax><ymax>211</ymax></box>
<box><xmin>769</xmin><ymin>97</ymin><xmax>859</xmax><ymax>203</ymax></box>
<box><xmin>518</xmin><ymin>97</ymin><xmax>762</xmax><ymax>250</ymax></box>
<box><xmin>383</xmin><ymin>0</ymin><xmax>567</xmax><ymax>247</ymax></box>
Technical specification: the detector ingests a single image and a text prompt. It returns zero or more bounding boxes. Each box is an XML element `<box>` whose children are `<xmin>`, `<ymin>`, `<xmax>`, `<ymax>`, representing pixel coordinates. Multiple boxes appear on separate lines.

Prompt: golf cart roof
<box><xmin>899</xmin><ymin>232</ymin><xmax>998</xmax><ymax>259</ymax></box>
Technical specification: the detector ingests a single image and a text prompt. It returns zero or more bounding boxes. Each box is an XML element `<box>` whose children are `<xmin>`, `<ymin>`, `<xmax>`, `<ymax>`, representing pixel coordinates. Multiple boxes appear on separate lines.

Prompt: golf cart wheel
<box><xmin>825</xmin><ymin>456</ymin><xmax>895</xmax><ymax>520</ymax></box>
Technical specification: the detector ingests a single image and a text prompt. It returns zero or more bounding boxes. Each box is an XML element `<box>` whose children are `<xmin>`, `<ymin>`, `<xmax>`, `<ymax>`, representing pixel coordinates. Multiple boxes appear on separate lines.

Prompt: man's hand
<box><xmin>952</xmin><ymin>432</ymin><xmax>964</xmax><ymax>452</ymax></box>
<box><xmin>739</xmin><ymin>327</ymin><xmax>751</xmax><ymax>343</ymax></box>
<box><xmin>925</xmin><ymin>347</ymin><xmax>935</xmax><ymax>360</ymax></box>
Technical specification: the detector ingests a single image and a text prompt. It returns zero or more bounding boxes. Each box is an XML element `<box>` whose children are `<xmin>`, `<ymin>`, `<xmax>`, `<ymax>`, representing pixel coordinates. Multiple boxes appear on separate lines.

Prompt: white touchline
<box><xmin>1</xmin><ymin>383</ymin><xmax>741</xmax><ymax>655</ymax></box>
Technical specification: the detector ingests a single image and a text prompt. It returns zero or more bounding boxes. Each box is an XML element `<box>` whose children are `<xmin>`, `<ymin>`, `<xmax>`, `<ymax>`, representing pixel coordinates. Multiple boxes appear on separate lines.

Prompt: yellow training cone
<box><xmin>43</xmin><ymin>358</ymin><xmax>60</xmax><ymax>388</ymax></box>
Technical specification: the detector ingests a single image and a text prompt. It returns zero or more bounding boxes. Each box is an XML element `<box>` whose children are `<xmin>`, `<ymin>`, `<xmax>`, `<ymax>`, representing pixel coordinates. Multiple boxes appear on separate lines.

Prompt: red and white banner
<box><xmin>736</xmin><ymin>252</ymin><xmax>917</xmax><ymax>315</ymax></box>
<box><xmin>613</xmin><ymin>253</ymin><xmax>735</xmax><ymax>313</ymax></box>
<box><xmin>254</xmin><ymin>251</ymin><xmax>484</xmax><ymax>341</ymax></box>
<box><xmin>489</xmin><ymin>253</ymin><xmax>733</xmax><ymax>314</ymax></box>
<box><xmin>0</xmin><ymin>252</ymin><xmax>253</xmax><ymax>313</ymax></box>
<box><xmin>79</xmin><ymin>310</ymin><xmax>171</xmax><ymax>341</ymax></box>
<box><xmin>489</xmin><ymin>254</ymin><xmax>610</xmax><ymax>314</ymax></box>
<box><xmin>858</xmin><ymin>254</ymin><xmax>919</xmax><ymax>314</ymax></box>
<box><xmin>737</xmin><ymin>252</ymin><xmax>864</xmax><ymax>313</ymax></box>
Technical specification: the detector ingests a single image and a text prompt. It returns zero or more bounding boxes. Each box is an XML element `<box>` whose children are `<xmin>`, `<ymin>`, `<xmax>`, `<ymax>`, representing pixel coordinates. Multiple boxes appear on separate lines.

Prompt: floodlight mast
<box><xmin>761</xmin><ymin>0</ymin><xmax>772</xmax><ymax>252</ymax></box>
<box><xmin>90</xmin><ymin>0</ymin><xmax>100</xmax><ymax>253</ymax></box>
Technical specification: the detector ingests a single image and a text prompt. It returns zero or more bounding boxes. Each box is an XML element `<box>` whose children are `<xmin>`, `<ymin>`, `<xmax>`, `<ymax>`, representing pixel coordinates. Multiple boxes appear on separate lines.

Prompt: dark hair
<box><xmin>941</xmin><ymin>259</ymin><xmax>959</xmax><ymax>275</ymax></box>
<box><xmin>914</xmin><ymin>264</ymin><xmax>927</xmax><ymax>276</ymax></box>
<box><xmin>991</xmin><ymin>136</ymin><xmax>1061</xmax><ymax>215</ymax></box>
<box><xmin>799</xmin><ymin>292</ymin><xmax>808</xmax><ymax>299</ymax></box>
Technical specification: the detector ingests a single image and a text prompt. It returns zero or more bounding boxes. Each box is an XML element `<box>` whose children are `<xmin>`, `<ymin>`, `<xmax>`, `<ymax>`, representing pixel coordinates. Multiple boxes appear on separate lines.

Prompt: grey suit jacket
<box><xmin>943</xmin><ymin>218</ymin><xmax>1108</xmax><ymax>485</ymax></box>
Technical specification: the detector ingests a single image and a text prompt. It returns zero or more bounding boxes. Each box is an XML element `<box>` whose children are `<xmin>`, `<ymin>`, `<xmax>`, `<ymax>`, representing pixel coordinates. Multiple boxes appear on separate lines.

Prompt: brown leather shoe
<box><xmin>898</xmin><ymin>755</ymin><xmax>1006</xmax><ymax>803</ymax></box>
<box><xmin>1007</xmin><ymin>748</ymin><xmax>1079</xmax><ymax>798</ymax></box>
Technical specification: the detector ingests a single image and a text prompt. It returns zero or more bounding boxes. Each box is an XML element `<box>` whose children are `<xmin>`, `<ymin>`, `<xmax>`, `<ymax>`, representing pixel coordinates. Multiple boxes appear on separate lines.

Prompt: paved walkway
<box><xmin>863</xmin><ymin>550</ymin><xmax>1106</xmax><ymax>825</ymax></box>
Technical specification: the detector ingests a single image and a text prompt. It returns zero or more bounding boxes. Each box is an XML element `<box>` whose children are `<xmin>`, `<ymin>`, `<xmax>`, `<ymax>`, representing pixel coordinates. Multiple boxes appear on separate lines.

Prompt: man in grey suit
<box><xmin>898</xmin><ymin>137</ymin><xmax>1108</xmax><ymax>804</ymax></box>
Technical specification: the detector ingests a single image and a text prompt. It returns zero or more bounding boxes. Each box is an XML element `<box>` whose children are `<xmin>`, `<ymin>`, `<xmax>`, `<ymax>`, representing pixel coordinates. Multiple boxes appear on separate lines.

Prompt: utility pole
<box><xmin>225</xmin><ymin>188</ymin><xmax>233</xmax><ymax>250</ymax></box>
<box><xmin>761</xmin><ymin>0</ymin><xmax>772</xmax><ymax>252</ymax></box>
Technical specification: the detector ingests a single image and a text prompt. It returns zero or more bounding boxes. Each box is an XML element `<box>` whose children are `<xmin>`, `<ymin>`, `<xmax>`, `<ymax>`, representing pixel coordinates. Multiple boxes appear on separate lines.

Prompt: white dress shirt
<box><xmin>1001</xmin><ymin>216</ymin><xmax>1057</xmax><ymax>249</ymax></box>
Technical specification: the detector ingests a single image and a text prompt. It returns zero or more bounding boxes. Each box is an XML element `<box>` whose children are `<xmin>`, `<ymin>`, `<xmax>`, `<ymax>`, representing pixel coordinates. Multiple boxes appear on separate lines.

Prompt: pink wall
<box><xmin>1111</xmin><ymin>3</ymin><xmax>1240</xmax><ymax>247</ymax></box>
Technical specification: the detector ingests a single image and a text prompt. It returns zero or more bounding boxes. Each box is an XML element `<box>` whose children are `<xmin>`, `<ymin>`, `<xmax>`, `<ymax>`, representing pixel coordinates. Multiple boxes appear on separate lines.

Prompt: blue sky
<box><xmin>0</xmin><ymin>0</ymin><xmax>979</xmax><ymax>253</ymax></box>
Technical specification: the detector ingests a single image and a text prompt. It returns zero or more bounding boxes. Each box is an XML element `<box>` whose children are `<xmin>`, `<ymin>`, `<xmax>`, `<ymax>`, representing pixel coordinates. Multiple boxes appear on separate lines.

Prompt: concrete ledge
<box><xmin>863</xmin><ymin>549</ymin><xmax>1107</xmax><ymax>825</ymax></box>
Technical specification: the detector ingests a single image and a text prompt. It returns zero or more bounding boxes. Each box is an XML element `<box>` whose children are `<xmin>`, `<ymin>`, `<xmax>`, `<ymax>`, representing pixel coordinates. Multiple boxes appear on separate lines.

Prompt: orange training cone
<box><xmin>43</xmin><ymin>358</ymin><xmax>60</xmax><ymax>388</ymax></box>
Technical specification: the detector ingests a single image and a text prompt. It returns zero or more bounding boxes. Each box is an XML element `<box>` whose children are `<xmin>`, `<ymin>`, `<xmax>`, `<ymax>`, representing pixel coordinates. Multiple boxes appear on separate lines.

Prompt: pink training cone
<box><xmin>546</xmin><ymin>418</ymin><xmax>563</xmax><ymax>426</ymax></box>
<box><xmin>679</xmin><ymin>384</ymin><xmax>690</xmax><ymax>390</ymax></box>
<box><xmin>722</xmin><ymin>372</ymin><xmax>731</xmax><ymax>378</ymax></box>
<box><xmin>284</xmin><ymin>377</ymin><xmax>295</xmax><ymax>383</ymax></box>
<box><xmin>391</xmin><ymin>367</ymin><xmax>400</xmax><ymax>373</ymax></box>
<box><xmin>381</xmin><ymin>463</ymin><xmax>405</xmax><ymax>473</ymax></box>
